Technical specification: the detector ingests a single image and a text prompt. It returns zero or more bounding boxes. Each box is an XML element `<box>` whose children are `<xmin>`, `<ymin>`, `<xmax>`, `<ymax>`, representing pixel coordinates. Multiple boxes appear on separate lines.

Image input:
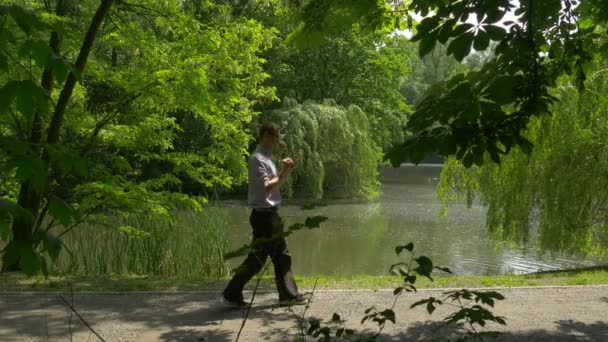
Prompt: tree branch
<box><xmin>117</xmin><ymin>0</ymin><xmax>170</xmax><ymax>18</ymax></box>
<box><xmin>44</xmin><ymin>0</ymin><xmax>115</xmax><ymax>151</ymax></box>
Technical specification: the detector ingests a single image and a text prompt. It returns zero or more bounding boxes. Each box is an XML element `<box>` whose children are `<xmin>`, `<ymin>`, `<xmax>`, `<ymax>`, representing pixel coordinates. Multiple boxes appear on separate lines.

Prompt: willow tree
<box><xmin>438</xmin><ymin>61</ymin><xmax>608</xmax><ymax>257</ymax></box>
<box><xmin>258</xmin><ymin>98</ymin><xmax>380</xmax><ymax>200</ymax></box>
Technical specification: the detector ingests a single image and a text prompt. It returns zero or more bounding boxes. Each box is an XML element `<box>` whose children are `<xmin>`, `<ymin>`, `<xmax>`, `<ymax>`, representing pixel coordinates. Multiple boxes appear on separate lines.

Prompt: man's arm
<box><xmin>265</xmin><ymin>164</ymin><xmax>293</xmax><ymax>194</ymax></box>
<box><xmin>251</xmin><ymin>157</ymin><xmax>294</xmax><ymax>194</ymax></box>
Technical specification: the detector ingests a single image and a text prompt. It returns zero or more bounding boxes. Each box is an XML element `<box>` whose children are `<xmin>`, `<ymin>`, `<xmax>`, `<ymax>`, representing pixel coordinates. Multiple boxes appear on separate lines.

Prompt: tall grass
<box><xmin>48</xmin><ymin>206</ymin><xmax>231</xmax><ymax>277</ymax></box>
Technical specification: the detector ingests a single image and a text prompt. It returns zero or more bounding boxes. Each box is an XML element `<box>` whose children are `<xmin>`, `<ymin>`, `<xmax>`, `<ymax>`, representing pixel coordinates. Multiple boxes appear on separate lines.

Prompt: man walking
<box><xmin>222</xmin><ymin>122</ymin><xmax>308</xmax><ymax>307</ymax></box>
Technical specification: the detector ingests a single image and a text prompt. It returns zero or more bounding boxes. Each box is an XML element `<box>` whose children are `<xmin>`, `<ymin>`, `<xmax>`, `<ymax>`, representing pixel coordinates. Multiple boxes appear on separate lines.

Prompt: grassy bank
<box><xmin>2</xmin><ymin>267</ymin><xmax>607</xmax><ymax>292</ymax></box>
<box><xmin>45</xmin><ymin>207</ymin><xmax>231</xmax><ymax>277</ymax></box>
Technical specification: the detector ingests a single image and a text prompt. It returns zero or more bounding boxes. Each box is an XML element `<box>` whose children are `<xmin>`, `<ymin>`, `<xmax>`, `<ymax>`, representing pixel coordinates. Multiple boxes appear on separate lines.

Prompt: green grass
<box><xmin>2</xmin><ymin>267</ymin><xmax>607</xmax><ymax>292</ymax></box>
<box><xmin>45</xmin><ymin>207</ymin><xmax>231</xmax><ymax>278</ymax></box>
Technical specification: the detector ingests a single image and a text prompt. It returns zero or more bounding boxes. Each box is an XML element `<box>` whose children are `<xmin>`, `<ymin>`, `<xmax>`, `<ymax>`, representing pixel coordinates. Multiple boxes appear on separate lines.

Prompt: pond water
<box><xmin>223</xmin><ymin>164</ymin><xmax>596</xmax><ymax>276</ymax></box>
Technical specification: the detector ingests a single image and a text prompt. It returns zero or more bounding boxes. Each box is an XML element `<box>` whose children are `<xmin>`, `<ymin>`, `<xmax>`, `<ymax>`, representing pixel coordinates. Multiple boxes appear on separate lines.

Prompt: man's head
<box><xmin>259</xmin><ymin>121</ymin><xmax>281</xmax><ymax>150</ymax></box>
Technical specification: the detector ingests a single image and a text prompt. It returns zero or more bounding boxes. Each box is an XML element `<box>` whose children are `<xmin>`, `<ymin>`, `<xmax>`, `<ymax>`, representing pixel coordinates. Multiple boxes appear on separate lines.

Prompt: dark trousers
<box><xmin>223</xmin><ymin>209</ymin><xmax>299</xmax><ymax>301</ymax></box>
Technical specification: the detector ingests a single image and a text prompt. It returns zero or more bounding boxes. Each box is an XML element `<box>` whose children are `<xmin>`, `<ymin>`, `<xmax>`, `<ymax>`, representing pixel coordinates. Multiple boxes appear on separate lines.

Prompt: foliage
<box><xmin>258</xmin><ymin>98</ymin><xmax>380</xmax><ymax>200</ymax></box>
<box><xmin>45</xmin><ymin>207</ymin><xmax>231</xmax><ymax>277</ymax></box>
<box><xmin>288</xmin><ymin>0</ymin><xmax>608</xmax><ymax>166</ymax></box>
<box><xmin>300</xmin><ymin>242</ymin><xmax>506</xmax><ymax>341</ymax></box>
<box><xmin>0</xmin><ymin>0</ymin><xmax>275</xmax><ymax>274</ymax></box>
<box><xmin>266</xmin><ymin>25</ymin><xmax>416</xmax><ymax>151</ymax></box>
<box><xmin>389</xmin><ymin>1</ymin><xmax>608</xmax><ymax>167</ymax></box>
<box><xmin>402</xmin><ymin>42</ymin><xmax>468</xmax><ymax>106</ymax></box>
<box><xmin>438</xmin><ymin>63</ymin><xmax>608</xmax><ymax>257</ymax></box>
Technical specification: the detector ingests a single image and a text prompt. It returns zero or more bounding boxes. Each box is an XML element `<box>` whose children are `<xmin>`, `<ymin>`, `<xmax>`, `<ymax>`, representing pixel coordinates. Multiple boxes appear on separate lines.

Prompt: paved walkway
<box><xmin>1</xmin><ymin>286</ymin><xmax>607</xmax><ymax>341</ymax></box>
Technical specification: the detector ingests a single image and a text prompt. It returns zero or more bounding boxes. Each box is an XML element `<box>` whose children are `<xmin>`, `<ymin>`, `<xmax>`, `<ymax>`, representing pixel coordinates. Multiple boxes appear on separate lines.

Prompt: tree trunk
<box><xmin>4</xmin><ymin>0</ymin><xmax>69</xmax><ymax>272</ymax></box>
<box><xmin>5</xmin><ymin>0</ymin><xmax>115</xmax><ymax>272</ymax></box>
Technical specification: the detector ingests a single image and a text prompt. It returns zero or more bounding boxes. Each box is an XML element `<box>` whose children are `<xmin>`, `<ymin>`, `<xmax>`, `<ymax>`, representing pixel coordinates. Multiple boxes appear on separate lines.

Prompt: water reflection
<box><xmin>223</xmin><ymin>165</ymin><xmax>596</xmax><ymax>276</ymax></box>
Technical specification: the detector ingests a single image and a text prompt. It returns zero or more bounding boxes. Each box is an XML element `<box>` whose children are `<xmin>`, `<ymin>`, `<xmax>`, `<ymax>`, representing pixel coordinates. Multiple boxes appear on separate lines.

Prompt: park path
<box><xmin>1</xmin><ymin>286</ymin><xmax>607</xmax><ymax>341</ymax></box>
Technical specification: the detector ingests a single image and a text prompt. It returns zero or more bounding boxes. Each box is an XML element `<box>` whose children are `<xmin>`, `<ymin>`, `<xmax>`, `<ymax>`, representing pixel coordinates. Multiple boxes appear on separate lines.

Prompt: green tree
<box><xmin>0</xmin><ymin>0</ymin><xmax>275</xmax><ymax>273</ymax></box>
<box><xmin>438</xmin><ymin>58</ymin><xmax>608</xmax><ymax>257</ymax></box>
<box><xmin>286</xmin><ymin>0</ymin><xmax>608</xmax><ymax>166</ymax></box>
<box><xmin>259</xmin><ymin>98</ymin><xmax>380</xmax><ymax>199</ymax></box>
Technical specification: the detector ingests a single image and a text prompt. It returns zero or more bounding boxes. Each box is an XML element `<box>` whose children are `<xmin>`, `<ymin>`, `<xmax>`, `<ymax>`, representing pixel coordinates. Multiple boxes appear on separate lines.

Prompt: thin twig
<box><xmin>58</xmin><ymin>295</ymin><xmax>107</xmax><ymax>342</ymax></box>
<box><xmin>291</xmin><ymin>277</ymin><xmax>318</xmax><ymax>341</ymax></box>
<box><xmin>67</xmin><ymin>285</ymin><xmax>74</xmax><ymax>342</ymax></box>
<box><xmin>235</xmin><ymin>262</ymin><xmax>269</xmax><ymax>342</ymax></box>
<box><xmin>57</xmin><ymin>213</ymin><xmax>91</xmax><ymax>238</ymax></box>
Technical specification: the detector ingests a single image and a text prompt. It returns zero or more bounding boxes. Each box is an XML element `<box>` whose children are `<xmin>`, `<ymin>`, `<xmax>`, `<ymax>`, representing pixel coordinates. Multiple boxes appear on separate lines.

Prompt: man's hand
<box><xmin>281</xmin><ymin>158</ymin><xmax>296</xmax><ymax>170</ymax></box>
<box><xmin>266</xmin><ymin>158</ymin><xmax>296</xmax><ymax>193</ymax></box>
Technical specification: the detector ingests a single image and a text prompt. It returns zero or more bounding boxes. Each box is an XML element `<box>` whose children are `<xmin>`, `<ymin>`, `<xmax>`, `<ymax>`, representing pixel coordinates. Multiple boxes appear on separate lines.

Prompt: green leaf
<box><xmin>73</xmin><ymin>157</ymin><xmax>88</xmax><ymax>177</ymax></box>
<box><xmin>332</xmin><ymin>313</ymin><xmax>341</xmax><ymax>322</ymax></box>
<box><xmin>48</xmin><ymin>196</ymin><xmax>73</xmax><ymax>227</ymax></box>
<box><xmin>474</xmin><ymin>30</ymin><xmax>490</xmax><ymax>51</ymax></box>
<box><xmin>286</xmin><ymin>223</ymin><xmax>304</xmax><ymax>233</ymax></box>
<box><xmin>224</xmin><ymin>244</ymin><xmax>251</xmax><ymax>260</ymax></box>
<box><xmin>485</xmin><ymin>25</ymin><xmax>507</xmax><ymax>41</ymax></box>
<box><xmin>304</xmin><ymin>215</ymin><xmax>328</xmax><ymax>228</ymax></box>
<box><xmin>393</xmin><ymin>287</ymin><xmax>404</xmax><ymax>295</ymax></box>
<box><xmin>419</xmin><ymin>32</ymin><xmax>437</xmax><ymax>57</ymax></box>
<box><xmin>9</xmin><ymin>5</ymin><xmax>48</xmax><ymax>34</ymax></box>
<box><xmin>345</xmin><ymin>329</ymin><xmax>354</xmax><ymax>336</ymax></box>
<box><xmin>463</xmin><ymin>151</ymin><xmax>475</xmax><ymax>168</ymax></box>
<box><xmin>7</xmin><ymin>80</ymin><xmax>50</xmax><ymax>121</ymax></box>
<box><xmin>395</xmin><ymin>242</ymin><xmax>414</xmax><ymax>255</ymax></box>
<box><xmin>452</xmin><ymin>23</ymin><xmax>474</xmax><ymax>37</ymax></box>
<box><xmin>437</xmin><ymin>21</ymin><xmax>455</xmax><ymax>44</ymax></box>
<box><xmin>411</xmin><ymin>298</ymin><xmax>431</xmax><ymax>309</ymax></box>
<box><xmin>414</xmin><ymin>256</ymin><xmax>434</xmax><ymax>280</ymax></box>
<box><xmin>0</xmin><ymin>198</ymin><xmax>33</xmax><ymax>224</ymax></box>
<box><xmin>518</xmin><ymin>137</ymin><xmax>534</xmax><ymax>155</ymax></box>
<box><xmin>380</xmin><ymin>309</ymin><xmax>396</xmax><ymax>324</ymax></box>
<box><xmin>63</xmin><ymin>59</ymin><xmax>83</xmax><ymax>83</ymax></box>
<box><xmin>578</xmin><ymin>18</ymin><xmax>594</xmax><ymax>30</ymax></box>
<box><xmin>20</xmin><ymin>39</ymin><xmax>51</xmax><ymax>68</ymax></box>
<box><xmin>487</xmin><ymin>145</ymin><xmax>502</xmax><ymax>164</ymax></box>
<box><xmin>485</xmin><ymin>75</ymin><xmax>519</xmax><ymax>105</ymax></box>
<box><xmin>434</xmin><ymin>266</ymin><xmax>453</xmax><ymax>274</ymax></box>
<box><xmin>15</xmin><ymin>155</ymin><xmax>46</xmax><ymax>192</ymax></box>
<box><xmin>0</xmin><ymin>216</ymin><xmax>10</xmax><ymax>241</ymax></box>
<box><xmin>0</xmin><ymin>53</ymin><xmax>8</xmax><ymax>72</ymax></box>
<box><xmin>0</xmin><ymin>82</ymin><xmax>15</xmax><ymax>117</ymax></box>
<box><xmin>43</xmin><ymin>232</ymin><xmax>62</xmax><ymax>260</ymax></box>
<box><xmin>118</xmin><ymin>225</ymin><xmax>150</xmax><ymax>239</ymax></box>
<box><xmin>336</xmin><ymin>328</ymin><xmax>344</xmax><ymax>337</ymax></box>
<box><xmin>389</xmin><ymin>262</ymin><xmax>408</xmax><ymax>275</ymax></box>
<box><xmin>307</xmin><ymin>318</ymin><xmax>321</xmax><ymax>335</ymax></box>
<box><xmin>412</xmin><ymin>17</ymin><xmax>441</xmax><ymax>42</ymax></box>
<box><xmin>319</xmin><ymin>327</ymin><xmax>331</xmax><ymax>337</ymax></box>
<box><xmin>3</xmin><ymin>240</ymin><xmax>43</xmax><ymax>276</ymax></box>
<box><xmin>448</xmin><ymin>33</ymin><xmax>474</xmax><ymax>62</ymax></box>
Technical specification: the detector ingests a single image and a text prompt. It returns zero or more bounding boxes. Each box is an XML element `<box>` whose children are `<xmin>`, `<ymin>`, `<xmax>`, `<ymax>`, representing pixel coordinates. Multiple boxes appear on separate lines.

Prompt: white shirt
<box><xmin>248</xmin><ymin>146</ymin><xmax>281</xmax><ymax>208</ymax></box>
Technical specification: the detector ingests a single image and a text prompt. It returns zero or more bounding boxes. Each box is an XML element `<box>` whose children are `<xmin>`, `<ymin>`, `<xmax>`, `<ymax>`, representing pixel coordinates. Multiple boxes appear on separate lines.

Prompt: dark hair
<box><xmin>259</xmin><ymin>121</ymin><xmax>280</xmax><ymax>138</ymax></box>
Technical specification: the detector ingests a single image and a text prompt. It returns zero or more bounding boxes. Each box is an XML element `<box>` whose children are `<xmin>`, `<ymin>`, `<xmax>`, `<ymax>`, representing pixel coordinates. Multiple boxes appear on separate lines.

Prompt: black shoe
<box><xmin>223</xmin><ymin>296</ymin><xmax>250</xmax><ymax>308</ymax></box>
<box><xmin>279</xmin><ymin>295</ymin><xmax>309</xmax><ymax>307</ymax></box>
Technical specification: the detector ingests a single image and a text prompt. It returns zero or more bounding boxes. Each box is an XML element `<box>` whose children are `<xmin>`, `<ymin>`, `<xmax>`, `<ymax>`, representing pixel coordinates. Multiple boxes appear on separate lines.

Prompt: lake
<box><xmin>223</xmin><ymin>164</ymin><xmax>596</xmax><ymax>276</ymax></box>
